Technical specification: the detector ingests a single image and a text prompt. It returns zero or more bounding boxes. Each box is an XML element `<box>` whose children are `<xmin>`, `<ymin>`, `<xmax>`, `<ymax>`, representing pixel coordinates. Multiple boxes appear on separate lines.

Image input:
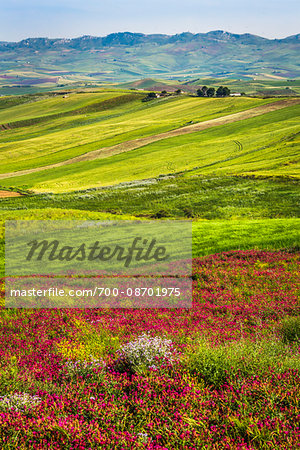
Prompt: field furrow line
<box><xmin>0</xmin><ymin>98</ymin><xmax>299</xmax><ymax>180</ymax></box>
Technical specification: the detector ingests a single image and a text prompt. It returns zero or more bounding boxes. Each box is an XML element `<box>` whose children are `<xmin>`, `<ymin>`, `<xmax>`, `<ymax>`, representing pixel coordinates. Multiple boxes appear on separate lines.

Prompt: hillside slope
<box><xmin>0</xmin><ymin>97</ymin><xmax>298</xmax><ymax>181</ymax></box>
<box><xmin>0</xmin><ymin>93</ymin><xmax>277</xmax><ymax>175</ymax></box>
<box><xmin>0</xmin><ymin>31</ymin><xmax>299</xmax><ymax>87</ymax></box>
<box><xmin>0</xmin><ymin>91</ymin><xmax>298</xmax><ymax>192</ymax></box>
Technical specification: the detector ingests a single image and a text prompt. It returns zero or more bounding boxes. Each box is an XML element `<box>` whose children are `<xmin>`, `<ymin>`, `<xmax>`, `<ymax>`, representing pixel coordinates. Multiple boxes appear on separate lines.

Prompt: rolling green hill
<box><xmin>0</xmin><ymin>86</ymin><xmax>299</xmax><ymax>273</ymax></box>
<box><xmin>0</xmin><ymin>92</ymin><xmax>280</xmax><ymax>177</ymax></box>
<box><xmin>0</xmin><ymin>91</ymin><xmax>298</xmax><ymax>192</ymax></box>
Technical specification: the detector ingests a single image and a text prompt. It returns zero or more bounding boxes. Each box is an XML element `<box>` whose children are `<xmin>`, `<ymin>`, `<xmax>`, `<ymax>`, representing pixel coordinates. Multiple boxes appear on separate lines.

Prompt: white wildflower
<box><xmin>137</xmin><ymin>432</ymin><xmax>150</xmax><ymax>443</ymax></box>
<box><xmin>65</xmin><ymin>355</ymin><xmax>105</xmax><ymax>376</ymax></box>
<box><xmin>0</xmin><ymin>393</ymin><xmax>41</xmax><ymax>412</ymax></box>
<box><xmin>117</xmin><ymin>333</ymin><xmax>176</xmax><ymax>372</ymax></box>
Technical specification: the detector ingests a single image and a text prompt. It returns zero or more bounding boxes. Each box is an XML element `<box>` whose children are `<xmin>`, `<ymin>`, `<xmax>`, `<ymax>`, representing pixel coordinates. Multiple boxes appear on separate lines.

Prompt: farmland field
<box><xmin>0</xmin><ymin>93</ymin><xmax>280</xmax><ymax>177</ymax></box>
<box><xmin>0</xmin><ymin>94</ymin><xmax>298</xmax><ymax>192</ymax></box>
<box><xmin>0</xmin><ymin>86</ymin><xmax>299</xmax><ymax>449</ymax></box>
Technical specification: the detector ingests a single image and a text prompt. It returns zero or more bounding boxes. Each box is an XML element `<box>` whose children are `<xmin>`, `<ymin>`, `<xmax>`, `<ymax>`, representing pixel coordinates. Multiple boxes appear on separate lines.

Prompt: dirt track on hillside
<box><xmin>1</xmin><ymin>98</ymin><xmax>299</xmax><ymax>180</ymax></box>
<box><xmin>0</xmin><ymin>190</ymin><xmax>22</xmax><ymax>198</ymax></box>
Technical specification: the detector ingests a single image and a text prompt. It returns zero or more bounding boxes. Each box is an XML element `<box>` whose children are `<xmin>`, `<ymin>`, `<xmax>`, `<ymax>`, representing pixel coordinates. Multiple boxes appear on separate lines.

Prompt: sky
<box><xmin>0</xmin><ymin>0</ymin><xmax>299</xmax><ymax>42</ymax></box>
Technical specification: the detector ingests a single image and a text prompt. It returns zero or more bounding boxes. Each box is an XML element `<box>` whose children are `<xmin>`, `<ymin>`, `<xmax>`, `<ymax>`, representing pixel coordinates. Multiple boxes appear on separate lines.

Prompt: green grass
<box><xmin>0</xmin><ymin>215</ymin><xmax>299</xmax><ymax>276</ymax></box>
<box><xmin>192</xmin><ymin>218</ymin><xmax>300</xmax><ymax>257</ymax></box>
<box><xmin>1</xmin><ymin>93</ymin><xmax>143</xmax><ymax>131</ymax></box>
<box><xmin>1</xmin><ymin>173</ymin><xmax>299</xmax><ymax>275</ymax></box>
<box><xmin>0</xmin><ymin>95</ymin><xmax>276</xmax><ymax>176</ymax></box>
<box><xmin>0</xmin><ymin>89</ymin><xmax>299</xmax><ymax>275</ymax></box>
<box><xmin>1</xmin><ymin>175</ymin><xmax>299</xmax><ymax>219</ymax></box>
<box><xmin>1</xmin><ymin>101</ymin><xmax>298</xmax><ymax>192</ymax></box>
<box><xmin>187</xmin><ymin>336</ymin><xmax>300</xmax><ymax>388</ymax></box>
<box><xmin>0</xmin><ymin>208</ymin><xmax>138</xmax><ymax>277</ymax></box>
<box><xmin>0</xmin><ymin>211</ymin><xmax>298</xmax><ymax>276</ymax></box>
<box><xmin>0</xmin><ymin>91</ymin><xmax>130</xmax><ymax>123</ymax></box>
<box><xmin>278</xmin><ymin>317</ymin><xmax>300</xmax><ymax>343</ymax></box>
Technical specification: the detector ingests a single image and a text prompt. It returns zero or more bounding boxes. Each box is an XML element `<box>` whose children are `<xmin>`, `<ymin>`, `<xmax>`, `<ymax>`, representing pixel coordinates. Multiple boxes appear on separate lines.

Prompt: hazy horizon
<box><xmin>0</xmin><ymin>0</ymin><xmax>299</xmax><ymax>42</ymax></box>
<box><xmin>1</xmin><ymin>29</ymin><xmax>299</xmax><ymax>43</ymax></box>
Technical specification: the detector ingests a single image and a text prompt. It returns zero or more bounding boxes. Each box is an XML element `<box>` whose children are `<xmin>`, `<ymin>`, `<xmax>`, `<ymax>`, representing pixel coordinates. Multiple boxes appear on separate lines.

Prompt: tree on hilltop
<box><xmin>206</xmin><ymin>87</ymin><xmax>215</xmax><ymax>97</ymax></box>
<box><xmin>142</xmin><ymin>91</ymin><xmax>157</xmax><ymax>102</ymax></box>
<box><xmin>216</xmin><ymin>86</ymin><xmax>223</xmax><ymax>97</ymax></box>
<box><xmin>196</xmin><ymin>88</ymin><xmax>205</xmax><ymax>97</ymax></box>
<box><xmin>216</xmin><ymin>86</ymin><xmax>231</xmax><ymax>97</ymax></box>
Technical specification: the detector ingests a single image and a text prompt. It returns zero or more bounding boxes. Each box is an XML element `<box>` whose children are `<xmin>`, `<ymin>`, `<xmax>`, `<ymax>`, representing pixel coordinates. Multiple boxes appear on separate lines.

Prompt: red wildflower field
<box><xmin>0</xmin><ymin>250</ymin><xmax>299</xmax><ymax>449</ymax></box>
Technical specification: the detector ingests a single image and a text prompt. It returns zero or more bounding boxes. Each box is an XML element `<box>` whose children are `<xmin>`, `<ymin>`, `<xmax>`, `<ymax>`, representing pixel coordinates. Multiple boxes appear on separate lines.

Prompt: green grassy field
<box><xmin>2</xmin><ymin>76</ymin><xmax>300</xmax><ymax>97</ymax></box>
<box><xmin>0</xmin><ymin>98</ymin><xmax>298</xmax><ymax>192</ymax></box>
<box><xmin>0</xmin><ymin>209</ymin><xmax>138</xmax><ymax>276</ymax></box>
<box><xmin>0</xmin><ymin>93</ymin><xmax>278</xmax><ymax>177</ymax></box>
<box><xmin>0</xmin><ymin>87</ymin><xmax>299</xmax><ymax>271</ymax></box>
<box><xmin>0</xmin><ymin>91</ymin><xmax>131</xmax><ymax>123</ymax></box>
<box><xmin>1</xmin><ymin>176</ymin><xmax>299</xmax><ymax>219</ymax></box>
<box><xmin>0</xmin><ymin>211</ymin><xmax>299</xmax><ymax>276</ymax></box>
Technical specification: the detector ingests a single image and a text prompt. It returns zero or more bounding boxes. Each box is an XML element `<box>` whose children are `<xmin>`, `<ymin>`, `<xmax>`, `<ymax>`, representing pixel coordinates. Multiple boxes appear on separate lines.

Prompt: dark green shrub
<box><xmin>279</xmin><ymin>316</ymin><xmax>300</xmax><ymax>343</ymax></box>
<box><xmin>187</xmin><ymin>337</ymin><xmax>300</xmax><ymax>388</ymax></box>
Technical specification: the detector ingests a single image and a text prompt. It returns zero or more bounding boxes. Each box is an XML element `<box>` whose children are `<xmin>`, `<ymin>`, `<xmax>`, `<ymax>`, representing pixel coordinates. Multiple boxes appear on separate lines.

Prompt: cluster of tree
<box><xmin>142</xmin><ymin>92</ymin><xmax>157</xmax><ymax>102</ymax></box>
<box><xmin>196</xmin><ymin>86</ymin><xmax>215</xmax><ymax>97</ymax></box>
<box><xmin>216</xmin><ymin>86</ymin><xmax>231</xmax><ymax>97</ymax></box>
<box><xmin>161</xmin><ymin>89</ymin><xmax>182</xmax><ymax>95</ymax></box>
<box><xmin>143</xmin><ymin>89</ymin><xmax>182</xmax><ymax>102</ymax></box>
<box><xmin>196</xmin><ymin>86</ymin><xmax>231</xmax><ymax>97</ymax></box>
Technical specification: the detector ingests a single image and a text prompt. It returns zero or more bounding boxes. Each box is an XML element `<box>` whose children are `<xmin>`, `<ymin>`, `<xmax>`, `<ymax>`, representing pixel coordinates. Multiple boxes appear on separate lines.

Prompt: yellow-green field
<box><xmin>0</xmin><ymin>89</ymin><xmax>298</xmax><ymax>192</ymax></box>
<box><xmin>0</xmin><ymin>88</ymin><xmax>299</xmax><ymax>260</ymax></box>
<box><xmin>0</xmin><ymin>93</ymin><xmax>276</xmax><ymax>175</ymax></box>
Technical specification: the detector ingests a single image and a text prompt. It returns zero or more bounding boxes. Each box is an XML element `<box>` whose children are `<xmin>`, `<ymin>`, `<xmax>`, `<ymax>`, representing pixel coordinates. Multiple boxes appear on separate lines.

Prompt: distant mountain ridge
<box><xmin>1</xmin><ymin>31</ymin><xmax>300</xmax><ymax>49</ymax></box>
<box><xmin>0</xmin><ymin>31</ymin><xmax>299</xmax><ymax>84</ymax></box>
